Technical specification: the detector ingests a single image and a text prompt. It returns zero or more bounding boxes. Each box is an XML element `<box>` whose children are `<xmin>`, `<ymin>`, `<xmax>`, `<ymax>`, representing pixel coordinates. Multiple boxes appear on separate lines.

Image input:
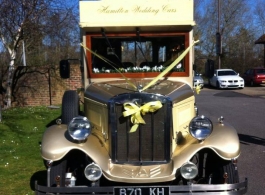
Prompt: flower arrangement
<box><xmin>93</xmin><ymin>64</ymin><xmax>184</xmax><ymax>73</ymax></box>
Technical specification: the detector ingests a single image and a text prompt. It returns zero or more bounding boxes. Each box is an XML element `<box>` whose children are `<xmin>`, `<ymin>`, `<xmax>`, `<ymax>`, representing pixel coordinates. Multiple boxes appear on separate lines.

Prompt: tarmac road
<box><xmin>235</xmin><ymin>84</ymin><xmax>265</xmax><ymax>98</ymax></box>
<box><xmin>195</xmin><ymin>84</ymin><xmax>265</xmax><ymax>195</ymax></box>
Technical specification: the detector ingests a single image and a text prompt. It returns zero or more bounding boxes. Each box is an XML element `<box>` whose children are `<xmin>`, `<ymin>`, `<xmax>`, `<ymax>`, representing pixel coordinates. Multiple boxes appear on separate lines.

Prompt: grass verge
<box><xmin>0</xmin><ymin>106</ymin><xmax>61</xmax><ymax>195</ymax></box>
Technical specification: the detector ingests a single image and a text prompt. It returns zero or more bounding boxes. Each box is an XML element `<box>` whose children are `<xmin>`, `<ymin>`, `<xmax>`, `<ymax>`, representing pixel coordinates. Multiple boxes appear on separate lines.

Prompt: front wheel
<box><xmin>205</xmin><ymin>151</ymin><xmax>239</xmax><ymax>184</ymax></box>
<box><xmin>216</xmin><ymin>81</ymin><xmax>220</xmax><ymax>89</ymax></box>
<box><xmin>49</xmin><ymin>159</ymin><xmax>67</xmax><ymax>187</ymax></box>
<box><xmin>48</xmin><ymin>150</ymin><xmax>91</xmax><ymax>187</ymax></box>
<box><xmin>250</xmin><ymin>80</ymin><xmax>254</xmax><ymax>86</ymax></box>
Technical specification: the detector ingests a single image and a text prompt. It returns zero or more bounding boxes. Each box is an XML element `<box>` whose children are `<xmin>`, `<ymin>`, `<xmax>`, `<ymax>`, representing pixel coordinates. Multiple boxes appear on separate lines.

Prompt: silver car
<box><xmin>193</xmin><ymin>72</ymin><xmax>204</xmax><ymax>88</ymax></box>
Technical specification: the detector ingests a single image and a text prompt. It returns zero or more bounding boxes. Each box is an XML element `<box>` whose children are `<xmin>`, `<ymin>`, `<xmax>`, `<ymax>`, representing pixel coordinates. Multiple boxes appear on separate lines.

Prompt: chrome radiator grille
<box><xmin>108</xmin><ymin>93</ymin><xmax>172</xmax><ymax>165</ymax></box>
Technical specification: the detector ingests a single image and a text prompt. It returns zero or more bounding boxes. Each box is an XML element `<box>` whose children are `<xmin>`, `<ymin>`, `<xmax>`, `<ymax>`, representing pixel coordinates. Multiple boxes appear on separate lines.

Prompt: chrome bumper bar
<box><xmin>35</xmin><ymin>178</ymin><xmax>247</xmax><ymax>195</ymax></box>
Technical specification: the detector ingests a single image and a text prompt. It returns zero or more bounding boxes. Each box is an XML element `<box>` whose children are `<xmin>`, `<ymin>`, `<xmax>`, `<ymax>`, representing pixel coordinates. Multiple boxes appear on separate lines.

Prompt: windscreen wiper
<box><xmin>136</xmin><ymin>28</ymin><xmax>150</xmax><ymax>67</ymax></box>
<box><xmin>101</xmin><ymin>28</ymin><xmax>124</xmax><ymax>68</ymax></box>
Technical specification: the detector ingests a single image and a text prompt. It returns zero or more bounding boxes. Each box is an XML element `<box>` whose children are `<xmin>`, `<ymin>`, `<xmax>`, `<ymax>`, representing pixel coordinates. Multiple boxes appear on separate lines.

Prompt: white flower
<box><xmin>93</xmin><ymin>68</ymin><xmax>99</xmax><ymax>73</ymax></box>
<box><xmin>142</xmin><ymin>66</ymin><xmax>151</xmax><ymax>71</ymax></box>
<box><xmin>176</xmin><ymin>63</ymin><xmax>182</xmax><ymax>69</ymax></box>
<box><xmin>152</xmin><ymin>66</ymin><xmax>158</xmax><ymax>71</ymax></box>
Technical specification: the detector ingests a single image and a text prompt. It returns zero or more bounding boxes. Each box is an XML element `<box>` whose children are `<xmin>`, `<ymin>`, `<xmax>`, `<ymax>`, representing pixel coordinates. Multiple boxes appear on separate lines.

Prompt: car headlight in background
<box><xmin>84</xmin><ymin>163</ymin><xmax>102</xmax><ymax>181</ymax></box>
<box><xmin>180</xmin><ymin>161</ymin><xmax>198</xmax><ymax>180</ymax></box>
<box><xmin>189</xmin><ymin>115</ymin><xmax>213</xmax><ymax>141</ymax></box>
<box><xmin>68</xmin><ymin>116</ymin><xmax>91</xmax><ymax>141</ymax></box>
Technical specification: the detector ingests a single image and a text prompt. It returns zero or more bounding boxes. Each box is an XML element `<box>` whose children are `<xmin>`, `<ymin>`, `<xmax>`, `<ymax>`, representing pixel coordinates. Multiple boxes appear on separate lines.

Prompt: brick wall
<box><xmin>2</xmin><ymin>64</ymin><xmax>83</xmax><ymax>107</ymax></box>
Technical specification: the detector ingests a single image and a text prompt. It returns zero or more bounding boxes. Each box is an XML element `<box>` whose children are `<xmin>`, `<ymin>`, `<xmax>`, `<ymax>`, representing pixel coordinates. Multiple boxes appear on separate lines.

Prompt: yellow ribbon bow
<box><xmin>123</xmin><ymin>101</ymin><xmax>163</xmax><ymax>133</ymax></box>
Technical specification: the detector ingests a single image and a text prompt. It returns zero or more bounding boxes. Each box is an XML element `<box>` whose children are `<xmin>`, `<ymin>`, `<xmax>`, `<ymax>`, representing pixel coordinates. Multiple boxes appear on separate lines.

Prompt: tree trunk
<box><xmin>5</xmin><ymin>52</ymin><xmax>16</xmax><ymax>108</ymax></box>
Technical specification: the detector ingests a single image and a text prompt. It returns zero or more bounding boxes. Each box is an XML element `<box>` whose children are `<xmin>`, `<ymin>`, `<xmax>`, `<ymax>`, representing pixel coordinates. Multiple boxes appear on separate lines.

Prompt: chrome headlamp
<box><xmin>189</xmin><ymin>115</ymin><xmax>213</xmax><ymax>140</ymax></box>
<box><xmin>84</xmin><ymin>163</ymin><xmax>102</xmax><ymax>181</ymax></box>
<box><xmin>68</xmin><ymin>116</ymin><xmax>91</xmax><ymax>141</ymax></box>
<box><xmin>180</xmin><ymin>161</ymin><xmax>198</xmax><ymax>180</ymax></box>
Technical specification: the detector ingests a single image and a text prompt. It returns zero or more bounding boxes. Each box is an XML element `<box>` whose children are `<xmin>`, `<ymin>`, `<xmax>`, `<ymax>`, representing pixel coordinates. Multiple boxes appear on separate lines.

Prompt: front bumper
<box><xmin>219</xmin><ymin>84</ymin><xmax>244</xmax><ymax>88</ymax></box>
<box><xmin>253</xmin><ymin>78</ymin><xmax>265</xmax><ymax>84</ymax></box>
<box><xmin>194</xmin><ymin>81</ymin><xmax>204</xmax><ymax>87</ymax></box>
<box><xmin>35</xmin><ymin>178</ymin><xmax>248</xmax><ymax>195</ymax></box>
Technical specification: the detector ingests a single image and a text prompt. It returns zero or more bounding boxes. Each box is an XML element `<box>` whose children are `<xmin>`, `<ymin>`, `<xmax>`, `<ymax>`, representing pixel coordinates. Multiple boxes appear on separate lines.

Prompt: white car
<box><xmin>209</xmin><ymin>69</ymin><xmax>244</xmax><ymax>89</ymax></box>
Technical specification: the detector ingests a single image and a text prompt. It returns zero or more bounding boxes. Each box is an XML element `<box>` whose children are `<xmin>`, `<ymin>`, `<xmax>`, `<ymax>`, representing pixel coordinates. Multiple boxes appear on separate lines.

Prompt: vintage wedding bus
<box><xmin>35</xmin><ymin>0</ymin><xmax>247</xmax><ymax>194</ymax></box>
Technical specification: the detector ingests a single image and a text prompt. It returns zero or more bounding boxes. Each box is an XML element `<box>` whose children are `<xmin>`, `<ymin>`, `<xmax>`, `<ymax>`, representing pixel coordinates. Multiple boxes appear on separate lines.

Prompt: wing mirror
<box><xmin>59</xmin><ymin>60</ymin><xmax>70</xmax><ymax>79</ymax></box>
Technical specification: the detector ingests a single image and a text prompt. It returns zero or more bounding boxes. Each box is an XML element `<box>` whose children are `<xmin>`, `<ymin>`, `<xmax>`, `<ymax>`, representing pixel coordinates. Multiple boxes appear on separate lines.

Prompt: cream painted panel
<box><xmin>171</xmin><ymin>96</ymin><xmax>195</xmax><ymax>151</ymax></box>
<box><xmin>80</xmin><ymin>0</ymin><xmax>194</xmax><ymax>27</ymax></box>
<box><xmin>85</xmin><ymin>98</ymin><xmax>108</xmax><ymax>139</ymax></box>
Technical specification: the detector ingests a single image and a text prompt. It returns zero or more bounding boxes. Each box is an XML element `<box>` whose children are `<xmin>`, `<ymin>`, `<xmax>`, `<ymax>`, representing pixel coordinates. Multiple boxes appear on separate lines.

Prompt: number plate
<box><xmin>114</xmin><ymin>187</ymin><xmax>169</xmax><ymax>195</ymax></box>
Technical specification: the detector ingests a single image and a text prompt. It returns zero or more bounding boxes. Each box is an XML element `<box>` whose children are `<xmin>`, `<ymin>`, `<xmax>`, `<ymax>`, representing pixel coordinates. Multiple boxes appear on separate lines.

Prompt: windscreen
<box><xmin>91</xmin><ymin>35</ymin><xmax>185</xmax><ymax>73</ymax></box>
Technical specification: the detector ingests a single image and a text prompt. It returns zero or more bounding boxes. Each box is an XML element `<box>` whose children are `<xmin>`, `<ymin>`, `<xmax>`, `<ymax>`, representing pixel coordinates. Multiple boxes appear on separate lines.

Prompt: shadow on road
<box><xmin>238</xmin><ymin>133</ymin><xmax>265</xmax><ymax>146</ymax></box>
<box><xmin>203</xmin><ymin>83</ymin><xmax>265</xmax><ymax>98</ymax></box>
<box><xmin>214</xmin><ymin>91</ymin><xmax>250</xmax><ymax>98</ymax></box>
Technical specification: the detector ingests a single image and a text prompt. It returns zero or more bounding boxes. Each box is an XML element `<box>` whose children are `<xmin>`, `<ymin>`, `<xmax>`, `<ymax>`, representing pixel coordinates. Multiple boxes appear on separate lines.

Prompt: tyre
<box><xmin>49</xmin><ymin>151</ymin><xmax>90</xmax><ymax>187</ymax></box>
<box><xmin>49</xmin><ymin>159</ymin><xmax>67</xmax><ymax>187</ymax></box>
<box><xmin>250</xmin><ymin>80</ymin><xmax>254</xmax><ymax>87</ymax></box>
<box><xmin>205</xmin><ymin>151</ymin><xmax>239</xmax><ymax>184</ymax></box>
<box><xmin>61</xmin><ymin>90</ymin><xmax>80</xmax><ymax>124</ymax></box>
<box><xmin>216</xmin><ymin>81</ymin><xmax>220</xmax><ymax>89</ymax></box>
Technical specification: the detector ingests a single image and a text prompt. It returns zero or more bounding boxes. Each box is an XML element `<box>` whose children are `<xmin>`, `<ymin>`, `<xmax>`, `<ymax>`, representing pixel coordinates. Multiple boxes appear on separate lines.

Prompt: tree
<box><xmin>194</xmin><ymin>0</ymin><xmax>259</xmax><ymax>74</ymax></box>
<box><xmin>0</xmin><ymin>0</ymin><xmax>79</xmax><ymax>108</ymax></box>
<box><xmin>253</xmin><ymin>0</ymin><xmax>265</xmax><ymax>67</ymax></box>
<box><xmin>254</xmin><ymin>0</ymin><xmax>265</xmax><ymax>35</ymax></box>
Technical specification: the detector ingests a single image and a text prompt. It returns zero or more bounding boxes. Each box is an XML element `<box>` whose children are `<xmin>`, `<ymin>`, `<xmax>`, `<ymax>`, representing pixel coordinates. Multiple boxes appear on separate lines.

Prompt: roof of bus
<box><xmin>79</xmin><ymin>0</ymin><xmax>195</xmax><ymax>30</ymax></box>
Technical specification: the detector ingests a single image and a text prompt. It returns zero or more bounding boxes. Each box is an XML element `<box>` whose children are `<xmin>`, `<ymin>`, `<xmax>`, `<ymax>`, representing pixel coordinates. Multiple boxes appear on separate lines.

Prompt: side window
<box><xmin>246</xmin><ymin>69</ymin><xmax>249</xmax><ymax>75</ymax></box>
<box><xmin>245</xmin><ymin>70</ymin><xmax>249</xmax><ymax>75</ymax></box>
<box><xmin>245</xmin><ymin>69</ymin><xmax>251</xmax><ymax>75</ymax></box>
<box><xmin>256</xmin><ymin>69</ymin><xmax>265</xmax><ymax>74</ymax></box>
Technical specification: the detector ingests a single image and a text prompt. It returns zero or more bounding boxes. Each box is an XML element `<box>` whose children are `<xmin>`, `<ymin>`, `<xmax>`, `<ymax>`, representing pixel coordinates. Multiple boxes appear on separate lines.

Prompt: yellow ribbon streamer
<box><xmin>123</xmin><ymin>101</ymin><xmax>162</xmax><ymax>133</ymax></box>
<box><xmin>80</xmin><ymin>43</ymin><xmax>137</xmax><ymax>90</ymax></box>
<box><xmin>81</xmin><ymin>40</ymin><xmax>200</xmax><ymax>92</ymax></box>
<box><xmin>141</xmin><ymin>40</ymin><xmax>200</xmax><ymax>92</ymax></box>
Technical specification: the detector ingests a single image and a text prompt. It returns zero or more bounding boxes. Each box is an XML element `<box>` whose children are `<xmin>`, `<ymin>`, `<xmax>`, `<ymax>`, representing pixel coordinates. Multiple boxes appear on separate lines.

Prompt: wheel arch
<box><xmin>41</xmin><ymin>124</ymin><xmax>110</xmax><ymax>171</ymax></box>
<box><xmin>172</xmin><ymin>122</ymin><xmax>241</xmax><ymax>171</ymax></box>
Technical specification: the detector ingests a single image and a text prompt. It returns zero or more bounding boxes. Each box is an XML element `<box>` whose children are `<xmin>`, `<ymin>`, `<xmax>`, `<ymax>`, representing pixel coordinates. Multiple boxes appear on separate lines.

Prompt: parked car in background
<box><xmin>193</xmin><ymin>72</ymin><xmax>204</xmax><ymax>88</ymax></box>
<box><xmin>209</xmin><ymin>69</ymin><xmax>244</xmax><ymax>89</ymax></box>
<box><xmin>242</xmin><ymin>67</ymin><xmax>265</xmax><ymax>86</ymax></box>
